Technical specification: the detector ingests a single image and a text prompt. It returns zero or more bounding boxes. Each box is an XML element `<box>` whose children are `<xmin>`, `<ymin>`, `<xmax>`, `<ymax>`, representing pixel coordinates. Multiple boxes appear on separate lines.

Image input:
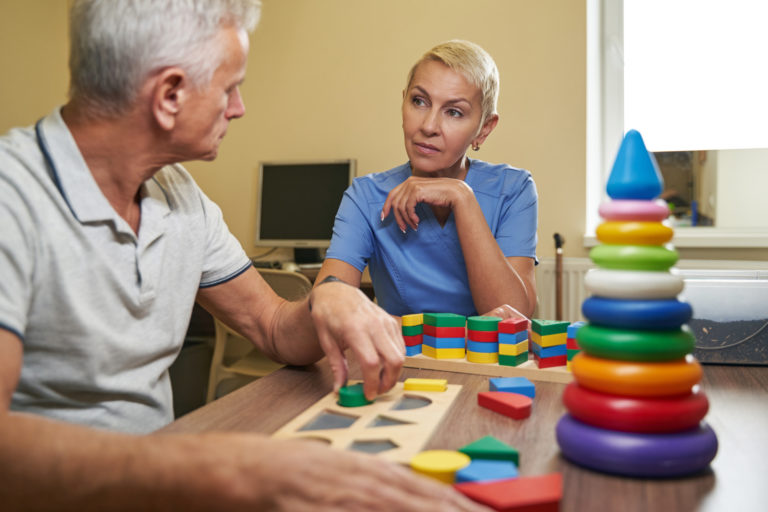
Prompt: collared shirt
<box><xmin>0</xmin><ymin>108</ymin><xmax>250</xmax><ymax>433</ymax></box>
<box><xmin>325</xmin><ymin>159</ymin><xmax>538</xmax><ymax>317</ymax></box>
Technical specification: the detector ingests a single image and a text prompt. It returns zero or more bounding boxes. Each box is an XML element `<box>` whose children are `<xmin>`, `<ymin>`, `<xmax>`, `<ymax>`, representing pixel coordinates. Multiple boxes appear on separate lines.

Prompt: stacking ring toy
<box><xmin>596</xmin><ymin>221</ymin><xmax>673</xmax><ymax>245</ymax></box>
<box><xmin>562</xmin><ymin>382</ymin><xmax>709</xmax><ymax>432</ymax></box>
<box><xmin>581</xmin><ymin>297</ymin><xmax>692</xmax><ymax>331</ymax></box>
<box><xmin>584</xmin><ymin>269</ymin><xmax>684</xmax><ymax>299</ymax></box>
<box><xmin>556</xmin><ymin>414</ymin><xmax>717</xmax><ymax>477</ymax></box>
<box><xmin>599</xmin><ymin>200</ymin><xmax>669</xmax><ymax>222</ymax></box>
<box><xmin>576</xmin><ymin>324</ymin><xmax>695</xmax><ymax>361</ymax></box>
<box><xmin>590</xmin><ymin>244</ymin><xmax>678</xmax><ymax>271</ymax></box>
<box><xmin>571</xmin><ymin>353</ymin><xmax>702</xmax><ymax>396</ymax></box>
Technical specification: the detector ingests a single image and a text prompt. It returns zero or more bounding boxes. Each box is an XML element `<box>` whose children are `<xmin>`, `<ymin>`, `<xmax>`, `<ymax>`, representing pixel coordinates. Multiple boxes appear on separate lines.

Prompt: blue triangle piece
<box><xmin>606</xmin><ymin>129</ymin><xmax>664</xmax><ymax>200</ymax></box>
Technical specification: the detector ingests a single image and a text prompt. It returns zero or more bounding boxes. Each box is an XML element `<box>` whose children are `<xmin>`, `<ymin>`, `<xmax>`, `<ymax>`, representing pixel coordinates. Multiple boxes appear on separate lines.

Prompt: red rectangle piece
<box><xmin>533</xmin><ymin>353</ymin><xmax>567</xmax><ymax>368</ymax></box>
<box><xmin>467</xmin><ymin>329</ymin><xmax>498</xmax><ymax>342</ymax></box>
<box><xmin>498</xmin><ymin>317</ymin><xmax>529</xmax><ymax>334</ymax></box>
<box><xmin>566</xmin><ymin>337</ymin><xmax>580</xmax><ymax>350</ymax></box>
<box><xmin>478</xmin><ymin>391</ymin><xmax>532</xmax><ymax>420</ymax></box>
<box><xmin>403</xmin><ymin>334</ymin><xmax>423</xmax><ymax>347</ymax></box>
<box><xmin>423</xmin><ymin>324</ymin><xmax>466</xmax><ymax>338</ymax></box>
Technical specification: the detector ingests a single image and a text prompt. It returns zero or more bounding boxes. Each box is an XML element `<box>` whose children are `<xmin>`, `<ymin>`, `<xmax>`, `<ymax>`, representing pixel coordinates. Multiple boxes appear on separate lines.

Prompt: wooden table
<box><xmin>162</xmin><ymin>361</ymin><xmax>768</xmax><ymax>511</ymax></box>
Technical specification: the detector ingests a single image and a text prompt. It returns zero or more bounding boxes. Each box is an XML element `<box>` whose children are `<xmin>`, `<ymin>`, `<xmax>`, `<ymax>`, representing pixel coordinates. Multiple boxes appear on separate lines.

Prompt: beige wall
<box><xmin>4</xmin><ymin>0</ymin><xmax>761</xmax><ymax>262</ymax></box>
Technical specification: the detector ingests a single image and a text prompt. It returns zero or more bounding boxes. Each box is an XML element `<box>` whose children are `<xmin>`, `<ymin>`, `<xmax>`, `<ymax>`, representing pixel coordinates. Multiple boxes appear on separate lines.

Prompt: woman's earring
<box><xmin>472</xmin><ymin>144</ymin><xmax>480</xmax><ymax>151</ymax></box>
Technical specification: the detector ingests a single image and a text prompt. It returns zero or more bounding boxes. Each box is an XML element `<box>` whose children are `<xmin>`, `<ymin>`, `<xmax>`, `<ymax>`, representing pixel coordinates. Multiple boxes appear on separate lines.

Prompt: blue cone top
<box><xmin>607</xmin><ymin>129</ymin><xmax>664</xmax><ymax>200</ymax></box>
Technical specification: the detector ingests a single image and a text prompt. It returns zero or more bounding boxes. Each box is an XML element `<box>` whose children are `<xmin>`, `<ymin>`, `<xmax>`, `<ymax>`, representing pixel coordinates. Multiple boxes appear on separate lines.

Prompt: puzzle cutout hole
<box><xmin>368</xmin><ymin>415</ymin><xmax>414</xmax><ymax>428</ymax></box>
<box><xmin>349</xmin><ymin>439</ymin><xmax>400</xmax><ymax>454</ymax></box>
<box><xmin>392</xmin><ymin>395</ymin><xmax>432</xmax><ymax>410</ymax></box>
<box><xmin>298</xmin><ymin>410</ymin><xmax>359</xmax><ymax>431</ymax></box>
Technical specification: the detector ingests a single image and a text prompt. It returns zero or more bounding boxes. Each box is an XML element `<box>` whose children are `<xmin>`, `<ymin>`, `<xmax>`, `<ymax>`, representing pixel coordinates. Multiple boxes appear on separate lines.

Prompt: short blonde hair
<box><xmin>405</xmin><ymin>40</ymin><xmax>499</xmax><ymax>124</ymax></box>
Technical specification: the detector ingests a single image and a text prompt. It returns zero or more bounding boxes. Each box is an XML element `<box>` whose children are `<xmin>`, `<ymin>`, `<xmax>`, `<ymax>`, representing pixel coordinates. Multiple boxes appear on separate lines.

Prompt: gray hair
<box><xmin>68</xmin><ymin>0</ymin><xmax>261</xmax><ymax>116</ymax></box>
<box><xmin>405</xmin><ymin>40</ymin><xmax>500</xmax><ymax>125</ymax></box>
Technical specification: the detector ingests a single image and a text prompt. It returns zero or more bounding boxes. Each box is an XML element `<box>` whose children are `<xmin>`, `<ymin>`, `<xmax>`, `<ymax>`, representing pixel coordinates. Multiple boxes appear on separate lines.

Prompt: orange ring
<box><xmin>571</xmin><ymin>352</ymin><xmax>701</xmax><ymax>396</ymax></box>
<box><xmin>596</xmin><ymin>221</ymin><xmax>674</xmax><ymax>245</ymax></box>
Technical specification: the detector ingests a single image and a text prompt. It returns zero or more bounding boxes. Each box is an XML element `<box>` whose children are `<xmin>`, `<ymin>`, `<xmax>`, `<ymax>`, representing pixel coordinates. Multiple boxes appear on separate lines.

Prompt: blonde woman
<box><xmin>317</xmin><ymin>40</ymin><xmax>538</xmax><ymax>319</ymax></box>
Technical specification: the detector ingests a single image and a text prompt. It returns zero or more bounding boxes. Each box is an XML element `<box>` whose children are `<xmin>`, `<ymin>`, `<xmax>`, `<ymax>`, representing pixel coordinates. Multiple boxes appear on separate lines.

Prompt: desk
<box><xmin>162</xmin><ymin>361</ymin><xmax>768</xmax><ymax>511</ymax></box>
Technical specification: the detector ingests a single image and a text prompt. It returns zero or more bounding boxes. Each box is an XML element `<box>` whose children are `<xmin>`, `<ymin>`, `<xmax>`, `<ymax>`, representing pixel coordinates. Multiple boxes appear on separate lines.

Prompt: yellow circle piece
<box><xmin>410</xmin><ymin>450</ymin><xmax>471</xmax><ymax>484</ymax></box>
<box><xmin>596</xmin><ymin>221</ymin><xmax>674</xmax><ymax>245</ymax></box>
<box><xmin>571</xmin><ymin>352</ymin><xmax>701</xmax><ymax>397</ymax></box>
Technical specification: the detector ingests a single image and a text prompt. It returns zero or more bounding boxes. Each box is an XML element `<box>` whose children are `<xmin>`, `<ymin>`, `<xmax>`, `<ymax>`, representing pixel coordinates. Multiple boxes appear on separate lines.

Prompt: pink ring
<box><xmin>599</xmin><ymin>200</ymin><xmax>669</xmax><ymax>222</ymax></box>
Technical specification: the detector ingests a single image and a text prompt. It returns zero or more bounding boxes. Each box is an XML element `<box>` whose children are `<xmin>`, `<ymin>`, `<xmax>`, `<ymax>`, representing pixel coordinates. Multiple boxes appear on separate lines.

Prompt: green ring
<box><xmin>576</xmin><ymin>324</ymin><xmax>695</xmax><ymax>361</ymax></box>
<box><xmin>590</xmin><ymin>244</ymin><xmax>678</xmax><ymax>271</ymax></box>
<box><xmin>467</xmin><ymin>316</ymin><xmax>502</xmax><ymax>331</ymax></box>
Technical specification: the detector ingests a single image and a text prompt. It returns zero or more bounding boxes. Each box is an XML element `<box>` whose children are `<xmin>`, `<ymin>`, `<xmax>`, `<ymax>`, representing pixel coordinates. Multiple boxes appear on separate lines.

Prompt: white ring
<box><xmin>584</xmin><ymin>269</ymin><xmax>684</xmax><ymax>299</ymax></box>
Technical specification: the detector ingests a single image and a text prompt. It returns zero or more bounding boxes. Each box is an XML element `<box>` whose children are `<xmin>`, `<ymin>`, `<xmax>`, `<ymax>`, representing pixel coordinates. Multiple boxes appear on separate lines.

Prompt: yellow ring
<box><xmin>467</xmin><ymin>351</ymin><xmax>498</xmax><ymax>364</ymax></box>
<box><xmin>596</xmin><ymin>221</ymin><xmax>674</xmax><ymax>245</ymax></box>
<box><xmin>571</xmin><ymin>352</ymin><xmax>701</xmax><ymax>396</ymax></box>
<box><xmin>411</xmin><ymin>450</ymin><xmax>471</xmax><ymax>484</ymax></box>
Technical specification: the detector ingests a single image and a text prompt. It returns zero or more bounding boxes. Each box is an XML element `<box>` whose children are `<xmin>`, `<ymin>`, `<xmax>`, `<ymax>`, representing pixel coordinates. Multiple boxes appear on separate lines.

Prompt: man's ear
<box><xmin>152</xmin><ymin>67</ymin><xmax>187</xmax><ymax>131</ymax></box>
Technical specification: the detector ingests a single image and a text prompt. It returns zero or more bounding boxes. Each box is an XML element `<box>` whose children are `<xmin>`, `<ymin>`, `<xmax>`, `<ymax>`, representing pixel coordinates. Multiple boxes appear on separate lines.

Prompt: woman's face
<box><xmin>401</xmin><ymin>60</ymin><xmax>491</xmax><ymax>178</ymax></box>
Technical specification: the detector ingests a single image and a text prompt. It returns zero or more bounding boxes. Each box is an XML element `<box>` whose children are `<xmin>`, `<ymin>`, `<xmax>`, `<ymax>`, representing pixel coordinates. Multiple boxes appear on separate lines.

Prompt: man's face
<box><xmin>175</xmin><ymin>26</ymin><xmax>249</xmax><ymax>161</ymax></box>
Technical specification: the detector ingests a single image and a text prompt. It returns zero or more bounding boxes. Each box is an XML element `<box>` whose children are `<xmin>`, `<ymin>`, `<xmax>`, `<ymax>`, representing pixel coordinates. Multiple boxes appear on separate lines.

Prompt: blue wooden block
<box><xmin>423</xmin><ymin>335</ymin><xmax>465</xmax><ymax>349</ymax></box>
<box><xmin>455</xmin><ymin>459</ymin><xmax>519</xmax><ymax>483</ymax></box>
<box><xmin>498</xmin><ymin>331</ymin><xmax>528</xmax><ymax>344</ymax></box>
<box><xmin>405</xmin><ymin>344</ymin><xmax>422</xmax><ymax>356</ymax></box>
<box><xmin>489</xmin><ymin>377</ymin><xmax>535</xmax><ymax>398</ymax></box>
<box><xmin>531</xmin><ymin>342</ymin><xmax>566</xmax><ymax>358</ymax></box>
<box><xmin>467</xmin><ymin>340</ymin><xmax>499</xmax><ymax>353</ymax></box>
<box><xmin>567</xmin><ymin>321</ymin><xmax>586</xmax><ymax>339</ymax></box>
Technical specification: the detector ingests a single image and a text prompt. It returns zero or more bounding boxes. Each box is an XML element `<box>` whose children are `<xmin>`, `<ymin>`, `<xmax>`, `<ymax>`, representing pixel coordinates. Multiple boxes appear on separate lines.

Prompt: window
<box><xmin>586</xmin><ymin>0</ymin><xmax>768</xmax><ymax>247</ymax></box>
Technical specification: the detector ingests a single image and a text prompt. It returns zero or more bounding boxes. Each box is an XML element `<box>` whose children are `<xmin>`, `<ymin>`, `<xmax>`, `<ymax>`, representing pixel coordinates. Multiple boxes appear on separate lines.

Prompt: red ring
<box><xmin>562</xmin><ymin>382</ymin><xmax>709</xmax><ymax>433</ymax></box>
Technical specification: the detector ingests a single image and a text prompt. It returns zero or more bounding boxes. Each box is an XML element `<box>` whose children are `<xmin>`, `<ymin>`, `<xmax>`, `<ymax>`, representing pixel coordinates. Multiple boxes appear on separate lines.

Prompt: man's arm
<box><xmin>0</xmin><ymin>329</ymin><xmax>489</xmax><ymax>511</ymax></box>
<box><xmin>196</xmin><ymin>266</ymin><xmax>404</xmax><ymax>399</ymax></box>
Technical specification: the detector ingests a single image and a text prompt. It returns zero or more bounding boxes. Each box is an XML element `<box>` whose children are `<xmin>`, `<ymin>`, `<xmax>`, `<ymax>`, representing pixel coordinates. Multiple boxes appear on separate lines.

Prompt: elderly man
<box><xmin>0</xmin><ymin>1</ymin><xmax>486</xmax><ymax>510</ymax></box>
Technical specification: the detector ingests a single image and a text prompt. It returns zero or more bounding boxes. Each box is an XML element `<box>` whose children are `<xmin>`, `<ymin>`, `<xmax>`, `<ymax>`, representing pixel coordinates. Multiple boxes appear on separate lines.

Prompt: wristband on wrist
<box><xmin>308</xmin><ymin>275</ymin><xmax>344</xmax><ymax>312</ymax></box>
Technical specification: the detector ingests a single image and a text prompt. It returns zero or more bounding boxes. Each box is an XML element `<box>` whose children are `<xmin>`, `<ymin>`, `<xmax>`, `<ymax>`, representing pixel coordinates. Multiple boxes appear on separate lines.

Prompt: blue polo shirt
<box><xmin>325</xmin><ymin>160</ymin><xmax>538</xmax><ymax>316</ymax></box>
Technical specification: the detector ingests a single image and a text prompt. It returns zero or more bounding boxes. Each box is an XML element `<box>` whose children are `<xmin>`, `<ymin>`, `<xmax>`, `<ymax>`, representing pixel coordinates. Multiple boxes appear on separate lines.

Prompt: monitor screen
<box><xmin>255</xmin><ymin>160</ymin><xmax>355</xmax><ymax>249</ymax></box>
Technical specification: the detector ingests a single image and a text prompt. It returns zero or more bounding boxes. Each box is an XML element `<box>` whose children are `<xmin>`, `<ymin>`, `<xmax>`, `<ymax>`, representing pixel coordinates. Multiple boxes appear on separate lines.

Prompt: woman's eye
<box><xmin>447</xmin><ymin>108</ymin><xmax>463</xmax><ymax>118</ymax></box>
<box><xmin>412</xmin><ymin>96</ymin><xmax>426</xmax><ymax>107</ymax></box>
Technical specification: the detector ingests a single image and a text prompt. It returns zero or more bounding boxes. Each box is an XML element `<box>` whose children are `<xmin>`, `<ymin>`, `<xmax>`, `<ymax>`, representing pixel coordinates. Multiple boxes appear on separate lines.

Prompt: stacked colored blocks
<box><xmin>530</xmin><ymin>319</ymin><xmax>568</xmax><ymax>368</ymax></box>
<box><xmin>497</xmin><ymin>317</ymin><xmax>529</xmax><ymax>366</ymax></box>
<box><xmin>556</xmin><ymin>129</ymin><xmax>718</xmax><ymax>478</ymax></box>
<box><xmin>401</xmin><ymin>313</ymin><xmax>423</xmax><ymax>356</ymax></box>
<box><xmin>422</xmin><ymin>313</ymin><xmax>466</xmax><ymax>359</ymax></box>
<box><xmin>466</xmin><ymin>316</ymin><xmax>501</xmax><ymax>363</ymax></box>
<box><xmin>566</xmin><ymin>321</ymin><xmax>585</xmax><ymax>370</ymax></box>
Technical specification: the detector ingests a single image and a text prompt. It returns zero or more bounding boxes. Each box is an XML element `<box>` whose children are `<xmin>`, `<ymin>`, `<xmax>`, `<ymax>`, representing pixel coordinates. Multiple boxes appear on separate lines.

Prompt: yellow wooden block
<box><xmin>404</xmin><ymin>378</ymin><xmax>448</xmax><ymax>392</ymax></box>
<box><xmin>410</xmin><ymin>450</ymin><xmax>471</xmax><ymax>484</ymax></box>
<box><xmin>422</xmin><ymin>345</ymin><xmax>465</xmax><ymax>359</ymax></box>
<box><xmin>466</xmin><ymin>351</ymin><xmax>499</xmax><ymax>364</ymax></box>
<box><xmin>499</xmin><ymin>340</ymin><xmax>529</xmax><ymax>356</ymax></box>
<box><xmin>567</xmin><ymin>361</ymin><xmax>572</xmax><ymax>371</ymax></box>
<box><xmin>401</xmin><ymin>313</ymin><xmax>424</xmax><ymax>327</ymax></box>
<box><xmin>530</xmin><ymin>331</ymin><xmax>567</xmax><ymax>347</ymax></box>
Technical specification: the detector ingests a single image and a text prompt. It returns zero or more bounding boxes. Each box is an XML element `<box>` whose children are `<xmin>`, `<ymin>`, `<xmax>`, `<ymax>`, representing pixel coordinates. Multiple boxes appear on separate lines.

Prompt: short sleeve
<box><xmin>325</xmin><ymin>180</ymin><xmax>376</xmax><ymax>272</ymax></box>
<box><xmin>197</xmin><ymin>188</ymin><xmax>251</xmax><ymax>288</ymax></box>
<box><xmin>496</xmin><ymin>173</ymin><xmax>539</xmax><ymax>259</ymax></box>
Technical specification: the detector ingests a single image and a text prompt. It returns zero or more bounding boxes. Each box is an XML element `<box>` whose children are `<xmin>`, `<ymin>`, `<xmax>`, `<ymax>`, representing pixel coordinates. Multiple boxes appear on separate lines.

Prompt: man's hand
<box><xmin>309</xmin><ymin>281</ymin><xmax>404</xmax><ymax>400</ymax></box>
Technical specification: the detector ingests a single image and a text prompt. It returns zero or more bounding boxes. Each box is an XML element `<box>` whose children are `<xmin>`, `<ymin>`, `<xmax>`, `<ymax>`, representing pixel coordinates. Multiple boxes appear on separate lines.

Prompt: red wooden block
<box><xmin>403</xmin><ymin>334</ymin><xmax>423</xmax><ymax>347</ymax></box>
<box><xmin>467</xmin><ymin>329</ymin><xmax>499</xmax><ymax>342</ymax></box>
<box><xmin>498</xmin><ymin>317</ymin><xmax>529</xmax><ymax>334</ymax></box>
<box><xmin>533</xmin><ymin>353</ymin><xmax>567</xmax><ymax>368</ymax></box>
<box><xmin>423</xmin><ymin>324</ymin><xmax>466</xmax><ymax>338</ymax></box>
<box><xmin>566</xmin><ymin>337</ymin><xmax>580</xmax><ymax>350</ymax></box>
<box><xmin>478</xmin><ymin>392</ymin><xmax>532</xmax><ymax>420</ymax></box>
<box><xmin>455</xmin><ymin>473</ymin><xmax>562</xmax><ymax>512</ymax></box>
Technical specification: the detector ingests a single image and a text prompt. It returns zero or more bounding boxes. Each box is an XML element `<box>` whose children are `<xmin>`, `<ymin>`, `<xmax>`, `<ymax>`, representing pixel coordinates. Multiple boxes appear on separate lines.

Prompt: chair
<box><xmin>206</xmin><ymin>268</ymin><xmax>313</xmax><ymax>402</ymax></box>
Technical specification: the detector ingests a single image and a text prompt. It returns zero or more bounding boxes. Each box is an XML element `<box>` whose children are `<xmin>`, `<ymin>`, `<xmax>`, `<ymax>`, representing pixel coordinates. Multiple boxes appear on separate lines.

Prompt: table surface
<box><xmin>162</xmin><ymin>361</ymin><xmax>768</xmax><ymax>511</ymax></box>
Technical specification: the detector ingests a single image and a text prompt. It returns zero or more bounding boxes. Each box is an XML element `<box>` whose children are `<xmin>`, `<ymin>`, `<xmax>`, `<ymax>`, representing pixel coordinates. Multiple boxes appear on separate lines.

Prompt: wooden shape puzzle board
<box><xmin>272</xmin><ymin>382</ymin><xmax>462</xmax><ymax>464</ymax></box>
<box><xmin>404</xmin><ymin>354</ymin><xmax>573</xmax><ymax>384</ymax></box>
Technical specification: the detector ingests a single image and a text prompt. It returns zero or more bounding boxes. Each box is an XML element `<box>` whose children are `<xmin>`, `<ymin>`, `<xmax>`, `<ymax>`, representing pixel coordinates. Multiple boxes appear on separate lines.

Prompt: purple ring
<box><xmin>556</xmin><ymin>414</ymin><xmax>717</xmax><ymax>477</ymax></box>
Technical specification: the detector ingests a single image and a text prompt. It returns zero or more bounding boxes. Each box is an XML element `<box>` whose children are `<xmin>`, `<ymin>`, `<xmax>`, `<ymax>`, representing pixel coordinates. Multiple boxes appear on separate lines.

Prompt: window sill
<box><xmin>583</xmin><ymin>227</ymin><xmax>768</xmax><ymax>248</ymax></box>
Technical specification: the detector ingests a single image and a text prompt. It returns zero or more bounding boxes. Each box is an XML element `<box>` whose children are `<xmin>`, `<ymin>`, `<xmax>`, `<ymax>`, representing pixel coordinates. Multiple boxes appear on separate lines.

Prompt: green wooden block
<box><xmin>459</xmin><ymin>435</ymin><xmax>519</xmax><ymax>465</ymax></box>
<box><xmin>467</xmin><ymin>316</ymin><xmax>502</xmax><ymax>332</ymax></box>
<box><xmin>401</xmin><ymin>324</ymin><xmax>423</xmax><ymax>336</ymax></box>
<box><xmin>423</xmin><ymin>312</ymin><xmax>466</xmax><ymax>328</ymax></box>
<box><xmin>337</xmin><ymin>383</ymin><xmax>372</xmax><ymax>407</ymax></box>
<box><xmin>567</xmin><ymin>348</ymin><xmax>580</xmax><ymax>360</ymax></box>
<box><xmin>498</xmin><ymin>353</ymin><xmax>528</xmax><ymax>367</ymax></box>
<box><xmin>531</xmin><ymin>319</ymin><xmax>570</xmax><ymax>336</ymax></box>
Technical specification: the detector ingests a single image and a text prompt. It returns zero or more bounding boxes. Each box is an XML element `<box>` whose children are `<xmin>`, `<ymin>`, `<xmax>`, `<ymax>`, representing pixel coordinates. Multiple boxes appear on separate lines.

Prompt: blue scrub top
<box><xmin>325</xmin><ymin>159</ymin><xmax>538</xmax><ymax>317</ymax></box>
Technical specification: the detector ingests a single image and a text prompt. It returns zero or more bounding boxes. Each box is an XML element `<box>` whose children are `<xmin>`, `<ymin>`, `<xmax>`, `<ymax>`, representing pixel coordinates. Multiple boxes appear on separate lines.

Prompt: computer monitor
<box><xmin>255</xmin><ymin>160</ymin><xmax>355</xmax><ymax>263</ymax></box>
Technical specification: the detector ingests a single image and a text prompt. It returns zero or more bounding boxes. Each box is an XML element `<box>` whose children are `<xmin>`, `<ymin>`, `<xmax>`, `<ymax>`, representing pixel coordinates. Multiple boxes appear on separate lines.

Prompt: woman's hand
<box><xmin>381</xmin><ymin>177</ymin><xmax>473</xmax><ymax>232</ymax></box>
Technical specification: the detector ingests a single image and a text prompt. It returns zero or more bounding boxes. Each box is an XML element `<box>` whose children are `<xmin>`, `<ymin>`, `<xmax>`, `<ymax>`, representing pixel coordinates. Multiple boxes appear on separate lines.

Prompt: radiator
<box><xmin>534</xmin><ymin>257</ymin><xmax>768</xmax><ymax>323</ymax></box>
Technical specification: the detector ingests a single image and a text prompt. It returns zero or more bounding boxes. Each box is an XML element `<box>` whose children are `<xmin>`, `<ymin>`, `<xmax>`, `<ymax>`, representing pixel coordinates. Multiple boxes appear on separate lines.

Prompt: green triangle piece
<box><xmin>459</xmin><ymin>435</ymin><xmax>519</xmax><ymax>465</ymax></box>
<box><xmin>606</xmin><ymin>129</ymin><xmax>664</xmax><ymax>200</ymax></box>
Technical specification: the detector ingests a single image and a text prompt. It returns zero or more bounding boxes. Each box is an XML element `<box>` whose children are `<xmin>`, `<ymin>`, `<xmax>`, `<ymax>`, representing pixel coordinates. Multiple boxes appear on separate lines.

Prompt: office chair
<box><xmin>206</xmin><ymin>268</ymin><xmax>313</xmax><ymax>403</ymax></box>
